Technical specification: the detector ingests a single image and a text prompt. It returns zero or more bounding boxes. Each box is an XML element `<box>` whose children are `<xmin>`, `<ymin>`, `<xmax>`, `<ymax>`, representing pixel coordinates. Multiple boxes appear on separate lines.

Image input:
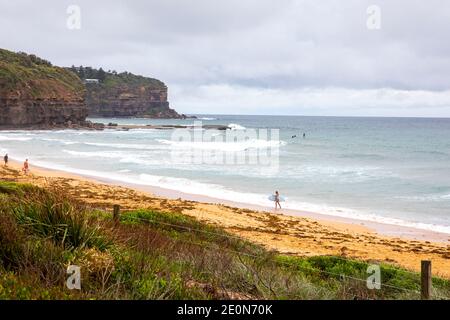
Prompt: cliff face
<box><xmin>70</xmin><ymin>66</ymin><xmax>184</xmax><ymax>118</ymax></box>
<box><xmin>0</xmin><ymin>95</ymin><xmax>86</xmax><ymax>126</ymax></box>
<box><xmin>86</xmin><ymin>83</ymin><xmax>181</xmax><ymax>118</ymax></box>
<box><xmin>0</xmin><ymin>49</ymin><xmax>87</xmax><ymax>127</ymax></box>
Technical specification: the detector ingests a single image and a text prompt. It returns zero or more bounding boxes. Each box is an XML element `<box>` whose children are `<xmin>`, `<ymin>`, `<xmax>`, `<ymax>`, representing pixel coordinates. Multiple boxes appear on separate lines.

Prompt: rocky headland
<box><xmin>0</xmin><ymin>49</ymin><xmax>192</xmax><ymax>130</ymax></box>
<box><xmin>0</xmin><ymin>49</ymin><xmax>88</xmax><ymax>129</ymax></box>
<box><xmin>69</xmin><ymin>66</ymin><xmax>191</xmax><ymax>119</ymax></box>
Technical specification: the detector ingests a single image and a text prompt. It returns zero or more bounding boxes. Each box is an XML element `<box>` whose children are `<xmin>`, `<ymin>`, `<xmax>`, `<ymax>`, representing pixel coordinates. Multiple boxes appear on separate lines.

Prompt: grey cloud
<box><xmin>0</xmin><ymin>0</ymin><xmax>449</xmax><ymax>116</ymax></box>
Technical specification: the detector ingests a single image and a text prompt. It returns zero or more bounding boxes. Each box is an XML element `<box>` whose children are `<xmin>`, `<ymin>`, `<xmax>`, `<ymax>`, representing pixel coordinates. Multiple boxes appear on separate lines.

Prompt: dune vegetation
<box><xmin>0</xmin><ymin>180</ymin><xmax>449</xmax><ymax>300</ymax></box>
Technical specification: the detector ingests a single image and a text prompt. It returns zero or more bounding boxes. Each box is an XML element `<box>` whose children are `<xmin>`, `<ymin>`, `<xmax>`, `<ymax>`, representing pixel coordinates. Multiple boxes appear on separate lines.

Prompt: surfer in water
<box><xmin>274</xmin><ymin>190</ymin><xmax>282</xmax><ymax>210</ymax></box>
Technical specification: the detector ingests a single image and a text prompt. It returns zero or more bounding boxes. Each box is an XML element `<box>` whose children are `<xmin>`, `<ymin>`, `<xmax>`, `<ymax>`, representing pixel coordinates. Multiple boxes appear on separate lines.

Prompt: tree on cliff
<box><xmin>97</xmin><ymin>68</ymin><xmax>106</xmax><ymax>82</ymax></box>
<box><xmin>78</xmin><ymin>65</ymin><xmax>86</xmax><ymax>79</ymax></box>
<box><xmin>69</xmin><ymin>65</ymin><xmax>77</xmax><ymax>73</ymax></box>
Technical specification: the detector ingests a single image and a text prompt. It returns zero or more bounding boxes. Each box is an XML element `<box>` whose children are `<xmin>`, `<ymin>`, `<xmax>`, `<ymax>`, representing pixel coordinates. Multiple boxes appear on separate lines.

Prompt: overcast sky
<box><xmin>1</xmin><ymin>0</ymin><xmax>450</xmax><ymax>117</ymax></box>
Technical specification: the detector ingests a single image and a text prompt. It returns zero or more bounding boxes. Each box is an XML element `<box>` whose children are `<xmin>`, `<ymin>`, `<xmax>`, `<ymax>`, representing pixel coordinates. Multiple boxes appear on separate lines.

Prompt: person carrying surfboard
<box><xmin>274</xmin><ymin>191</ymin><xmax>282</xmax><ymax>210</ymax></box>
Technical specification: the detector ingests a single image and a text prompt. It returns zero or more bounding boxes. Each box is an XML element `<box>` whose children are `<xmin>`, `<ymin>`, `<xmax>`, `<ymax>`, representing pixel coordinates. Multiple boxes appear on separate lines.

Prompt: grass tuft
<box><xmin>9</xmin><ymin>188</ymin><xmax>112</xmax><ymax>251</ymax></box>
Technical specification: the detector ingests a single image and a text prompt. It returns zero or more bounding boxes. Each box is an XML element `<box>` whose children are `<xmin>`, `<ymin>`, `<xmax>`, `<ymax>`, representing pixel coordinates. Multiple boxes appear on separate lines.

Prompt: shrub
<box><xmin>0</xmin><ymin>210</ymin><xmax>25</xmax><ymax>269</ymax></box>
<box><xmin>10</xmin><ymin>190</ymin><xmax>112</xmax><ymax>251</ymax></box>
<box><xmin>0</xmin><ymin>181</ymin><xmax>37</xmax><ymax>195</ymax></box>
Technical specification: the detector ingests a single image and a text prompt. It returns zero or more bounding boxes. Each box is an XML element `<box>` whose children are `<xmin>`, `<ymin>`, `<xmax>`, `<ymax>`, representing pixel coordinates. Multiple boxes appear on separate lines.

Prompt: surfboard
<box><xmin>268</xmin><ymin>195</ymin><xmax>285</xmax><ymax>202</ymax></box>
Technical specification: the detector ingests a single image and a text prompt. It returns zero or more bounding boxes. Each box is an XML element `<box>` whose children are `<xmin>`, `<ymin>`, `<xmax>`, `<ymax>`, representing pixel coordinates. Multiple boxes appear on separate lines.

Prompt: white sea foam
<box><xmin>41</xmin><ymin>138</ymin><xmax>78</xmax><ymax>145</ymax></box>
<box><xmin>118</xmin><ymin>157</ymin><xmax>172</xmax><ymax>166</ymax></box>
<box><xmin>0</xmin><ymin>135</ymin><xmax>33</xmax><ymax>141</ymax></box>
<box><xmin>83</xmin><ymin>142</ymin><xmax>166</xmax><ymax>150</ymax></box>
<box><xmin>197</xmin><ymin>117</ymin><xmax>217</xmax><ymax>120</ymax></box>
<box><xmin>62</xmin><ymin>149</ymin><xmax>170</xmax><ymax>166</ymax></box>
<box><xmin>62</xmin><ymin>149</ymin><xmax>121</xmax><ymax>158</ymax></box>
<box><xmin>156</xmin><ymin>138</ymin><xmax>286</xmax><ymax>151</ymax></box>
<box><xmin>284</xmin><ymin>165</ymin><xmax>397</xmax><ymax>182</ymax></box>
<box><xmin>227</xmin><ymin>123</ymin><xmax>246</xmax><ymax>130</ymax></box>
<box><xmin>5</xmin><ymin>151</ymin><xmax>450</xmax><ymax>235</ymax></box>
<box><xmin>41</xmin><ymin>138</ymin><xmax>62</xmax><ymax>142</ymax></box>
<box><xmin>136</xmin><ymin>173</ymin><xmax>450</xmax><ymax>234</ymax></box>
<box><xmin>395</xmin><ymin>194</ymin><xmax>450</xmax><ymax>202</ymax></box>
<box><xmin>108</xmin><ymin>129</ymin><xmax>159</xmax><ymax>134</ymax></box>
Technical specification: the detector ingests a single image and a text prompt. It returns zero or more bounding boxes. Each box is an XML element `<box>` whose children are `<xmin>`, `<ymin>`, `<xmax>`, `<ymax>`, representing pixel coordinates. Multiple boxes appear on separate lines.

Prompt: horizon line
<box><xmin>185</xmin><ymin>113</ymin><xmax>450</xmax><ymax>119</ymax></box>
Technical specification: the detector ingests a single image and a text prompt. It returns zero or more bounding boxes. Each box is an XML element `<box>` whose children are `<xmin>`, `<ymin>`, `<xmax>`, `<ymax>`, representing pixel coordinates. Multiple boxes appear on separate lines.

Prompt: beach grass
<box><xmin>0</xmin><ymin>180</ymin><xmax>449</xmax><ymax>300</ymax></box>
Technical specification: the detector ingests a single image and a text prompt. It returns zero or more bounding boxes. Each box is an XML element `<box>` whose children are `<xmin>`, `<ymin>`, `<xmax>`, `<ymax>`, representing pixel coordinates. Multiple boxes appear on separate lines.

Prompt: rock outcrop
<box><xmin>69</xmin><ymin>66</ymin><xmax>187</xmax><ymax>118</ymax></box>
<box><xmin>85</xmin><ymin>83</ymin><xmax>181</xmax><ymax>118</ymax></box>
<box><xmin>0</xmin><ymin>49</ymin><xmax>189</xmax><ymax>129</ymax></box>
<box><xmin>0</xmin><ymin>49</ymin><xmax>88</xmax><ymax>128</ymax></box>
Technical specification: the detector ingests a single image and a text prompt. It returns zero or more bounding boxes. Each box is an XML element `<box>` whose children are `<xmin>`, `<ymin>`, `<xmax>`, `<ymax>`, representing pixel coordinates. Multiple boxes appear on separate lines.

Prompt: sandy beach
<box><xmin>1</xmin><ymin>159</ymin><xmax>449</xmax><ymax>278</ymax></box>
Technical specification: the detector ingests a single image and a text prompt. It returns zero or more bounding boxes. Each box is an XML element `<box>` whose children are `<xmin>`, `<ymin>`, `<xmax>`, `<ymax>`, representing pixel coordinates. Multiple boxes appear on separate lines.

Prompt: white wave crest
<box><xmin>0</xmin><ymin>135</ymin><xmax>32</xmax><ymax>141</ymax></box>
<box><xmin>138</xmin><ymin>174</ymin><xmax>450</xmax><ymax>234</ymax></box>
<box><xmin>156</xmin><ymin>138</ymin><xmax>286</xmax><ymax>151</ymax></box>
<box><xmin>227</xmin><ymin>123</ymin><xmax>246</xmax><ymax>130</ymax></box>
<box><xmin>83</xmin><ymin>142</ymin><xmax>166</xmax><ymax>150</ymax></box>
<box><xmin>395</xmin><ymin>194</ymin><xmax>450</xmax><ymax>202</ymax></box>
<box><xmin>41</xmin><ymin>138</ymin><xmax>77</xmax><ymax>145</ymax></box>
<box><xmin>62</xmin><ymin>149</ymin><xmax>121</xmax><ymax>158</ymax></box>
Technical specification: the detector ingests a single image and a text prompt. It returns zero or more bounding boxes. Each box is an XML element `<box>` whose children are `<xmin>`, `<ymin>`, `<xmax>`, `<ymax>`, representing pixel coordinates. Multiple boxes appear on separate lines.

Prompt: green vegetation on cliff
<box><xmin>0</xmin><ymin>49</ymin><xmax>84</xmax><ymax>97</ymax></box>
<box><xmin>68</xmin><ymin>65</ymin><xmax>166</xmax><ymax>89</ymax></box>
<box><xmin>68</xmin><ymin>65</ymin><xmax>180</xmax><ymax>118</ymax></box>
<box><xmin>1</xmin><ymin>180</ymin><xmax>449</xmax><ymax>300</ymax></box>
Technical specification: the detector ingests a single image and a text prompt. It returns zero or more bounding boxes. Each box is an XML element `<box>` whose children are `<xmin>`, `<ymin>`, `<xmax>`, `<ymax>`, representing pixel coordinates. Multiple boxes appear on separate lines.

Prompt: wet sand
<box><xmin>1</xmin><ymin>160</ymin><xmax>449</xmax><ymax>278</ymax></box>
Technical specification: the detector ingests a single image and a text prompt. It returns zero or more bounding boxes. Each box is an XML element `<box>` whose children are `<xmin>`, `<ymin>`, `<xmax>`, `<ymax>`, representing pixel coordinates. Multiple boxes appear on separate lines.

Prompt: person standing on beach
<box><xmin>22</xmin><ymin>159</ymin><xmax>29</xmax><ymax>175</ymax></box>
<box><xmin>274</xmin><ymin>190</ymin><xmax>282</xmax><ymax>210</ymax></box>
<box><xmin>3</xmin><ymin>154</ymin><xmax>8</xmax><ymax>167</ymax></box>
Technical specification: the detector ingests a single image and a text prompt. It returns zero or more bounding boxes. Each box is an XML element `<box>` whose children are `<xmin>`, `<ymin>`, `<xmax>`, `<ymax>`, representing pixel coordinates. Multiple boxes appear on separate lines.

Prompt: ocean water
<box><xmin>1</xmin><ymin>115</ymin><xmax>449</xmax><ymax>234</ymax></box>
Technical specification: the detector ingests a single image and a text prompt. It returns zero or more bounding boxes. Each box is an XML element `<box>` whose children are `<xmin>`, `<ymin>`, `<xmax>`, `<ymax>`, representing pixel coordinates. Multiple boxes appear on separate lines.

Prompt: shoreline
<box><xmin>2</xmin><ymin>159</ymin><xmax>450</xmax><ymax>278</ymax></box>
<box><xmin>0</xmin><ymin>122</ymin><xmax>227</xmax><ymax>132</ymax></box>
<box><xmin>8</xmin><ymin>158</ymin><xmax>450</xmax><ymax>243</ymax></box>
<box><xmin>122</xmin><ymin>183</ymin><xmax>450</xmax><ymax>243</ymax></box>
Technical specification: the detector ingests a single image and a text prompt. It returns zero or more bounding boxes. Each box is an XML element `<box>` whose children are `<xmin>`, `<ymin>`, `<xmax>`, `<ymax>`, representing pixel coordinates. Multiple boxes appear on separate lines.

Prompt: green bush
<box><xmin>0</xmin><ymin>181</ymin><xmax>37</xmax><ymax>195</ymax></box>
<box><xmin>11</xmin><ymin>192</ymin><xmax>111</xmax><ymax>251</ymax></box>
